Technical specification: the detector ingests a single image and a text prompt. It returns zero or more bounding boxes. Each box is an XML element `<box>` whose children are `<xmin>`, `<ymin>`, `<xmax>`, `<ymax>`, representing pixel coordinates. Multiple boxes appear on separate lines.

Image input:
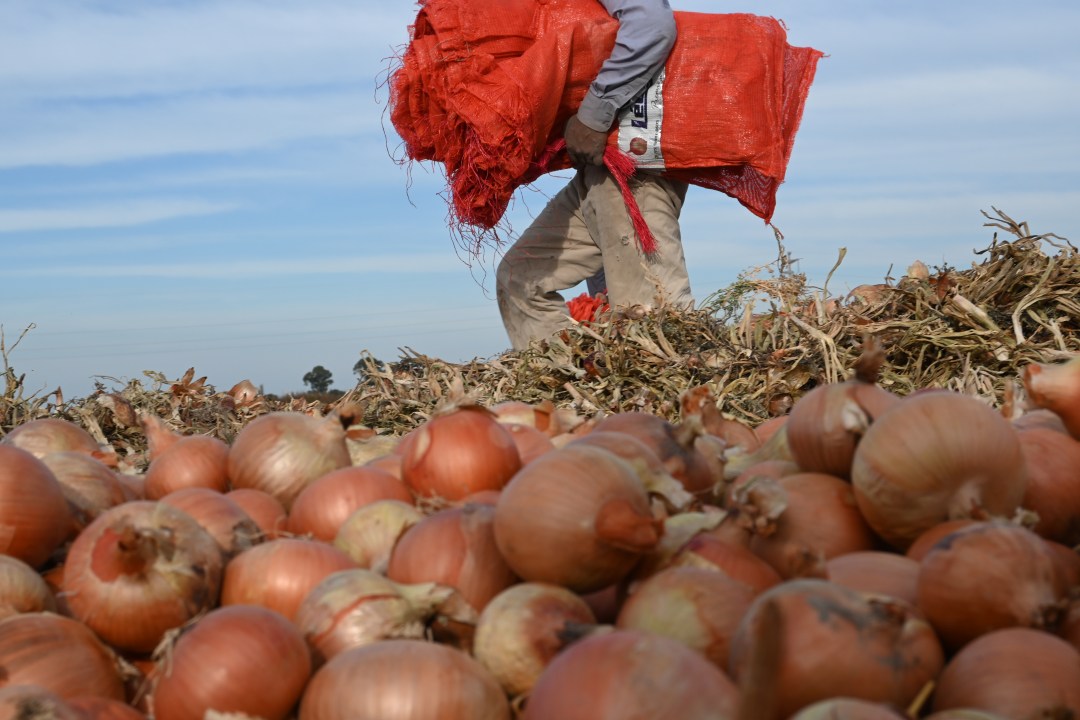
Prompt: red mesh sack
<box><xmin>390</xmin><ymin>0</ymin><xmax>823</xmax><ymax>252</ymax></box>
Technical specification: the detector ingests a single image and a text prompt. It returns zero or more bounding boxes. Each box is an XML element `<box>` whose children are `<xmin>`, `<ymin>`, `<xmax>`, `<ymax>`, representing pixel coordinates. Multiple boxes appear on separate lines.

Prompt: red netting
<box><xmin>389</xmin><ymin>0</ymin><xmax>823</xmax><ymax>254</ymax></box>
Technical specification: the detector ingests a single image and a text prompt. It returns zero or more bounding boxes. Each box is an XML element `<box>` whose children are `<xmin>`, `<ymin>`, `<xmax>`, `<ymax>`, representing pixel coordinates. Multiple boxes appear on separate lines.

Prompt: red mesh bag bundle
<box><xmin>390</xmin><ymin>0</ymin><xmax>823</xmax><ymax>249</ymax></box>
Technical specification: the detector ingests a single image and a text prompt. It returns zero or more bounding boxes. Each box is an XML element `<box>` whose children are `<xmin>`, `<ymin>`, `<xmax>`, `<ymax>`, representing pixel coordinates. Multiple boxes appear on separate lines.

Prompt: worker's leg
<box><xmin>580</xmin><ymin>165</ymin><xmax>693</xmax><ymax>312</ymax></box>
<box><xmin>496</xmin><ymin>172</ymin><xmax>604</xmax><ymax>350</ymax></box>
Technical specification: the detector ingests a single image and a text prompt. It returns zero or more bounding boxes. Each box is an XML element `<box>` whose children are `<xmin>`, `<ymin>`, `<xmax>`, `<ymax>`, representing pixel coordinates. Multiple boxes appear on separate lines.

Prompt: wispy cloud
<box><xmin>0</xmin><ymin>199</ymin><xmax>238</xmax><ymax>233</ymax></box>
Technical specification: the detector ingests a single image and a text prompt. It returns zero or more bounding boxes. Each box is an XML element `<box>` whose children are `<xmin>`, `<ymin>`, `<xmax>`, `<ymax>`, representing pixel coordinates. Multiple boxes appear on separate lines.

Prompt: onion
<box><xmin>851</xmin><ymin>390</ymin><xmax>1027</xmax><ymax>549</ymax></box>
<box><xmin>493</xmin><ymin>444</ymin><xmax>662</xmax><ymax>593</ymax></box>
<box><xmin>62</xmin><ymin>500</ymin><xmax>224</xmax><ymax>653</ymax></box>
<box><xmin>363</xmin><ymin>452</ymin><xmax>402</xmax><ymax>480</ymax></box>
<box><xmin>138</xmin><ymin>412</ymin><xmax>181</xmax><ymax>460</ymax></box>
<box><xmin>149</xmin><ymin>604</ymin><xmax>311</xmax><ymax>720</ymax></box>
<box><xmin>387</xmin><ymin>503</ymin><xmax>517</xmax><ymax>613</ymax></box>
<box><xmin>220</xmin><ymin>537</ymin><xmax>356</xmax><ymax>622</ymax></box>
<box><xmin>1013</xmin><ymin>408</ymin><xmax>1069</xmax><ymax>434</ymax></box>
<box><xmin>143</xmin><ymin>434</ymin><xmax>230</xmax><ymax>500</ymax></box>
<box><xmin>755</xmin><ymin>415</ymin><xmax>788</xmax><ymax>444</ymax></box>
<box><xmin>729</xmin><ymin>579</ymin><xmax>943</xmax><ymax>717</ymax></box>
<box><xmin>623</xmin><ymin>509</ymin><xmax>726</xmax><ymax>589</ymax></box>
<box><xmin>227</xmin><ymin>411</ymin><xmax>352</xmax><ymax>510</ymax></box>
<box><xmin>1022</xmin><ymin>355</ymin><xmax>1080</xmax><ymax>439</ymax></box>
<box><xmin>333</xmin><ymin>499</ymin><xmax>423</xmax><ymax>572</ymax></box>
<box><xmin>789</xmin><ymin>699</ymin><xmax>908</xmax><ymax>720</ymax></box>
<box><xmin>40</xmin><ymin>451</ymin><xmax>128</xmax><ymax>538</ymax></box>
<box><xmin>521</xmin><ymin>629</ymin><xmax>740</xmax><ymax>719</ymax></box>
<box><xmin>932</xmin><ymin>627</ymin><xmax>1080</xmax><ymax>716</ymax></box>
<box><xmin>399</xmin><ymin>405</ymin><xmax>521</xmax><ymax>502</ymax></box>
<box><xmin>473</xmin><ymin>582</ymin><xmax>598</xmax><ymax>696</ymax></box>
<box><xmin>490</xmin><ymin>399</ymin><xmax>561</xmax><ymax>435</ymax></box>
<box><xmin>679</xmin><ymin>385</ymin><xmax>761</xmax><ymax>454</ymax></box>
<box><xmin>825</xmin><ymin>551</ymin><xmax>921</xmax><ymax>607</ymax></box>
<box><xmin>296</xmin><ymin>569</ymin><xmax>466</xmax><ymax>664</ymax></box>
<box><xmin>741</xmin><ymin>473</ymin><xmax>877</xmax><ymax>579</ymax></box>
<box><xmin>616</xmin><ymin>566</ymin><xmax>755</xmax><ymax>669</ymax></box>
<box><xmin>0</xmin><ymin>554</ymin><xmax>56</xmax><ymax>619</ymax></box>
<box><xmin>1015</xmin><ymin>425</ymin><xmax>1080</xmax><ymax>545</ymax></box>
<box><xmin>1</xmin><ymin>417</ymin><xmax>104</xmax><ymax>459</ymax></box>
<box><xmin>286</xmin><ymin>465</ymin><xmax>414</xmax><ymax>542</ymax></box>
<box><xmin>0</xmin><ymin>445</ymin><xmax>73</xmax><ymax>568</ymax></box>
<box><xmin>784</xmin><ymin>343</ymin><xmax>900</xmax><ymax>479</ymax></box>
<box><xmin>298</xmin><ymin>640</ymin><xmax>510</xmax><ymax>720</ymax></box>
<box><xmin>159</xmin><ymin>487</ymin><xmax>262</xmax><ymax>559</ymax></box>
<box><xmin>589</xmin><ymin>411</ymin><xmax>717</xmax><ymax>496</ymax></box>
<box><xmin>67</xmin><ymin>695</ymin><xmax>148</xmax><ymax>720</ymax></box>
<box><xmin>904</xmin><ymin>518</ymin><xmax>980</xmax><ymax>561</ymax></box>
<box><xmin>566</xmin><ymin>431</ymin><xmax>696</xmax><ymax>511</ymax></box>
<box><xmin>503</xmin><ymin>422</ymin><xmax>555</xmax><ymax>465</ymax></box>
<box><xmin>669</xmin><ymin>531</ymin><xmax>783</xmax><ymax>594</ymax></box>
<box><xmin>225</xmin><ymin>488</ymin><xmax>287</xmax><ymax>540</ymax></box>
<box><xmin>916</xmin><ymin>520</ymin><xmax>1066</xmax><ymax>651</ymax></box>
<box><xmin>0</xmin><ymin>612</ymin><xmax>125</xmax><ymax>700</ymax></box>
<box><xmin>0</xmin><ymin>685</ymin><xmax>82</xmax><ymax>720</ymax></box>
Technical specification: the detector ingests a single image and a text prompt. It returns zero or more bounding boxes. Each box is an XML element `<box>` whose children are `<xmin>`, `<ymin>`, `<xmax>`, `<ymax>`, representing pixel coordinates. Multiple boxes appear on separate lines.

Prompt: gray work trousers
<box><xmin>495</xmin><ymin>165</ymin><xmax>693</xmax><ymax>350</ymax></box>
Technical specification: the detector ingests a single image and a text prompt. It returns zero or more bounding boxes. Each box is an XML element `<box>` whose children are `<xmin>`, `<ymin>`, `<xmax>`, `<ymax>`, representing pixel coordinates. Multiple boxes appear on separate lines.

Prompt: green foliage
<box><xmin>302</xmin><ymin>365</ymin><xmax>333</xmax><ymax>393</ymax></box>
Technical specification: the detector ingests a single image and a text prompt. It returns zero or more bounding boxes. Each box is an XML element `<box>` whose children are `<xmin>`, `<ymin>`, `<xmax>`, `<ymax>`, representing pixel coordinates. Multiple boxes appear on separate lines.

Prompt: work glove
<box><xmin>564</xmin><ymin>114</ymin><xmax>608</xmax><ymax>168</ymax></box>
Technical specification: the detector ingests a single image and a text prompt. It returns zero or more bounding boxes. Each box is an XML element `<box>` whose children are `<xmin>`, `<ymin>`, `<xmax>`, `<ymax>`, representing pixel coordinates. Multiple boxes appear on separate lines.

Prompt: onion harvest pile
<box><xmin>1</xmin><ymin>352</ymin><xmax>1080</xmax><ymax>720</ymax></box>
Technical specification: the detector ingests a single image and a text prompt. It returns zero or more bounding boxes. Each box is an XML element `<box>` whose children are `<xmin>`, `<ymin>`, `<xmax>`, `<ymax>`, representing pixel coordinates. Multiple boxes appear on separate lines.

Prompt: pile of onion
<box><xmin>140</xmin><ymin>413</ymin><xmax>230</xmax><ymax>499</ymax></box>
<box><xmin>287</xmin><ymin>464</ymin><xmax>414</xmax><ymax>542</ymax></box>
<box><xmin>851</xmin><ymin>390</ymin><xmax>1027</xmax><ymax>549</ymax></box>
<box><xmin>40</xmin><ymin>450</ymin><xmax>128</xmax><ymax>537</ymax></box>
<box><xmin>333</xmin><ymin>499</ymin><xmax>423</xmax><ymax>571</ymax></box>
<box><xmin>493</xmin><ymin>444</ymin><xmax>662</xmax><ymax>593</ymax></box>
<box><xmin>0</xmin><ymin>445</ymin><xmax>74</xmax><ymax>568</ymax></box>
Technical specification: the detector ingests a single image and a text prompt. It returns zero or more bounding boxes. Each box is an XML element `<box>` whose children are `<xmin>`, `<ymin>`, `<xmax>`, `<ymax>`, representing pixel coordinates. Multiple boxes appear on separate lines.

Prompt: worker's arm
<box><xmin>565</xmin><ymin>0</ymin><xmax>677</xmax><ymax>167</ymax></box>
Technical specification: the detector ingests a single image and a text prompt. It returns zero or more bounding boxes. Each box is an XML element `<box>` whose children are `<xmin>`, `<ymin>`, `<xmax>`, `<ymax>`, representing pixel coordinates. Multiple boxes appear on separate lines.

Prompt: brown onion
<box><xmin>159</xmin><ymin>487</ymin><xmax>261</xmax><ymax>559</ymax></box>
<box><xmin>851</xmin><ymin>390</ymin><xmax>1027</xmax><ymax>549</ymax></box>
<box><xmin>493</xmin><ymin>444</ymin><xmax>662</xmax><ymax>593</ymax></box>
<box><xmin>784</xmin><ymin>344</ymin><xmax>900</xmax><ymax>479</ymax></box>
<box><xmin>220</xmin><ymin>537</ymin><xmax>356</xmax><ymax>622</ymax></box>
<box><xmin>1</xmin><ymin>417</ymin><xmax>104</xmax><ymax>459</ymax></box>
<box><xmin>40</xmin><ymin>451</ymin><xmax>128</xmax><ymax>537</ymax></box>
<box><xmin>616</xmin><ymin>566</ymin><xmax>756</xmax><ymax>669</ymax></box>
<box><xmin>503</xmin><ymin>422</ymin><xmax>555</xmax><ymax>465</ymax></box>
<box><xmin>566</xmin><ymin>431</ymin><xmax>696</xmax><ymax>511</ymax></box>
<box><xmin>932</xmin><ymin>627</ymin><xmax>1080</xmax><ymax>716</ymax></box>
<box><xmin>521</xmin><ymin>629</ymin><xmax>740</xmax><ymax>719</ymax></box>
<box><xmin>825</xmin><ymin>551</ymin><xmax>920</xmax><ymax>607</ymax></box>
<box><xmin>916</xmin><ymin>520</ymin><xmax>1066</xmax><ymax>651</ymax></box>
<box><xmin>1022</xmin><ymin>356</ymin><xmax>1080</xmax><ymax>439</ymax></box>
<box><xmin>399</xmin><ymin>406</ymin><xmax>521</xmax><ymax>502</ymax></box>
<box><xmin>387</xmin><ymin>503</ymin><xmax>517</xmax><ymax>613</ymax></box>
<box><xmin>490</xmin><ymin>399</ymin><xmax>561</xmax><ymax>435</ymax></box>
<box><xmin>150</xmin><ymin>604</ymin><xmax>311</xmax><ymax>720</ymax></box>
<box><xmin>904</xmin><ymin>519</ymin><xmax>980</xmax><ymax>561</ymax></box>
<box><xmin>679</xmin><ymin>385</ymin><xmax>761</xmax><ymax>454</ymax></box>
<box><xmin>67</xmin><ymin>696</ymin><xmax>148</xmax><ymax>720</ymax></box>
<box><xmin>227</xmin><ymin>411</ymin><xmax>352</xmax><ymax>510</ymax></box>
<box><xmin>729</xmin><ymin>579</ymin><xmax>943</xmax><ymax>718</ymax></box>
<box><xmin>742</xmin><ymin>473</ymin><xmax>877</xmax><ymax>579</ymax></box>
<box><xmin>1016</xmin><ymin>425</ymin><xmax>1080</xmax><ymax>545</ymax></box>
<box><xmin>143</xmin><ymin>434</ymin><xmax>230</xmax><ymax>500</ymax></box>
<box><xmin>333</xmin><ymin>499</ymin><xmax>423</xmax><ymax>572</ymax></box>
<box><xmin>62</xmin><ymin>500</ymin><xmax>224</xmax><ymax>653</ymax></box>
<box><xmin>0</xmin><ymin>612</ymin><xmax>125</xmax><ymax>700</ymax></box>
<box><xmin>296</xmin><ymin>569</ymin><xmax>465</xmax><ymax>664</ymax></box>
<box><xmin>0</xmin><ymin>685</ymin><xmax>82</xmax><ymax>720</ymax></box>
<box><xmin>225</xmin><ymin>488</ymin><xmax>287</xmax><ymax>540</ymax></box>
<box><xmin>286</xmin><ymin>465</ymin><xmax>414</xmax><ymax>542</ymax></box>
<box><xmin>298</xmin><ymin>640</ymin><xmax>510</xmax><ymax>720</ymax></box>
<box><xmin>789</xmin><ymin>699</ymin><xmax>907</xmax><ymax>720</ymax></box>
<box><xmin>0</xmin><ymin>555</ymin><xmax>56</xmax><ymax>619</ymax></box>
<box><xmin>473</xmin><ymin>582</ymin><xmax>598</xmax><ymax>696</ymax></box>
<box><xmin>0</xmin><ymin>445</ymin><xmax>73</xmax><ymax>568</ymax></box>
<box><xmin>670</xmin><ymin>532</ymin><xmax>783</xmax><ymax>594</ymax></box>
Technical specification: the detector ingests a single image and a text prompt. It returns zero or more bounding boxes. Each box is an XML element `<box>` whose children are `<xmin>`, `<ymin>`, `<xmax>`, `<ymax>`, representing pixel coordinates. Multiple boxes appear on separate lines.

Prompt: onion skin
<box><xmin>789</xmin><ymin>698</ymin><xmax>907</xmax><ymax>720</ymax></box>
<box><xmin>400</xmin><ymin>406</ymin><xmax>522</xmax><ymax>502</ymax></box>
<box><xmin>387</xmin><ymin>503</ymin><xmax>517</xmax><ymax>613</ymax></box>
<box><xmin>916</xmin><ymin>521</ymin><xmax>1066</xmax><ymax>651</ymax></box>
<box><xmin>729</xmin><ymin>579</ymin><xmax>944</xmax><ymax>718</ymax></box>
<box><xmin>1</xmin><ymin>417</ymin><xmax>103</xmax><ymax>459</ymax></box>
<box><xmin>0</xmin><ymin>445</ymin><xmax>73</xmax><ymax>568</ymax></box>
<box><xmin>932</xmin><ymin>627</ymin><xmax>1080</xmax><ymax>716</ymax></box>
<box><xmin>670</xmin><ymin>532</ymin><xmax>782</xmax><ymax>594</ymax></box>
<box><xmin>904</xmin><ymin>519</ymin><xmax>980</xmax><ymax>561</ymax></box>
<box><xmin>150</xmin><ymin>604</ymin><xmax>311</xmax><ymax>720</ymax></box>
<box><xmin>287</xmin><ymin>465</ymin><xmax>414</xmax><ymax>542</ymax></box>
<box><xmin>521</xmin><ymin>629</ymin><xmax>740</xmax><ymax>720</ymax></box>
<box><xmin>493</xmin><ymin>444</ymin><xmax>662</xmax><ymax>594</ymax></box>
<box><xmin>333</xmin><ymin>499</ymin><xmax>423</xmax><ymax>572</ymax></box>
<box><xmin>62</xmin><ymin>500</ymin><xmax>225</xmax><ymax>654</ymax></box>
<box><xmin>0</xmin><ymin>554</ymin><xmax>57</xmax><ymax>619</ymax></box>
<box><xmin>825</xmin><ymin>551</ymin><xmax>921</xmax><ymax>607</ymax></box>
<box><xmin>1022</xmin><ymin>356</ymin><xmax>1080</xmax><ymax>440</ymax></box>
<box><xmin>504</xmin><ymin>423</ymin><xmax>555</xmax><ymax>465</ymax></box>
<box><xmin>225</xmin><ymin>488</ymin><xmax>288</xmax><ymax>540</ymax></box>
<box><xmin>298</xmin><ymin>640</ymin><xmax>510</xmax><ymax>720</ymax></box>
<box><xmin>1016</xmin><ymin>426</ymin><xmax>1080</xmax><ymax>545</ymax></box>
<box><xmin>473</xmin><ymin>582</ymin><xmax>597</xmax><ymax>696</ymax></box>
<box><xmin>227</xmin><ymin>411</ymin><xmax>352</xmax><ymax>510</ymax></box>
<box><xmin>40</xmin><ymin>451</ymin><xmax>128</xmax><ymax>537</ymax></box>
<box><xmin>220</xmin><ymin>537</ymin><xmax>356</xmax><ymax>622</ymax></box>
<box><xmin>159</xmin><ymin>487</ymin><xmax>262</xmax><ymax>559</ymax></box>
<box><xmin>616</xmin><ymin>566</ymin><xmax>756</xmax><ymax>669</ymax></box>
<box><xmin>0</xmin><ymin>612</ymin><xmax>126</xmax><ymax>701</ymax></box>
<box><xmin>589</xmin><ymin>412</ymin><xmax>716</xmax><ymax>496</ymax></box>
<box><xmin>0</xmin><ymin>685</ymin><xmax>83</xmax><ymax>720</ymax></box>
<box><xmin>143</xmin><ymin>435</ymin><xmax>230</xmax><ymax>500</ymax></box>
<box><xmin>851</xmin><ymin>391</ymin><xmax>1027</xmax><ymax>550</ymax></box>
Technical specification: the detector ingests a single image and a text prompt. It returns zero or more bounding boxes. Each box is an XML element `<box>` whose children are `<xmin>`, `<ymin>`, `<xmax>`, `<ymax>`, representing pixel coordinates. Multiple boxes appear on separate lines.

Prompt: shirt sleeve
<box><xmin>575</xmin><ymin>0</ymin><xmax>677</xmax><ymax>132</ymax></box>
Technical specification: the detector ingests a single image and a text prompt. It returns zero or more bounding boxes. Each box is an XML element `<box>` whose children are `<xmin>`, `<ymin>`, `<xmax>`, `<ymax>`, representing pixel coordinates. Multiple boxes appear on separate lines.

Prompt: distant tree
<box><xmin>302</xmin><ymin>365</ymin><xmax>333</xmax><ymax>393</ymax></box>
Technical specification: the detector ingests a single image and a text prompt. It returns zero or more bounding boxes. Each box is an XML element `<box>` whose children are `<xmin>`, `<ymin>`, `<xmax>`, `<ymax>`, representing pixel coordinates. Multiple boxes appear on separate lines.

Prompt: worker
<box><xmin>495</xmin><ymin>0</ymin><xmax>694</xmax><ymax>350</ymax></box>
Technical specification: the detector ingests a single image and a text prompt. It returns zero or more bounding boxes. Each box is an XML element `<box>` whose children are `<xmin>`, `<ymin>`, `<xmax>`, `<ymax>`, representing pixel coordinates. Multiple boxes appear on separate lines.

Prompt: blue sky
<box><xmin>2</xmin><ymin>1</ymin><xmax>1078</xmax><ymax>399</ymax></box>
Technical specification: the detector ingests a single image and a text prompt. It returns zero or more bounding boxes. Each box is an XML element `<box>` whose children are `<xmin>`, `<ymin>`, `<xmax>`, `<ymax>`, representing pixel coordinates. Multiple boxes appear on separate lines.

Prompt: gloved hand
<box><xmin>564</xmin><ymin>114</ymin><xmax>608</xmax><ymax>168</ymax></box>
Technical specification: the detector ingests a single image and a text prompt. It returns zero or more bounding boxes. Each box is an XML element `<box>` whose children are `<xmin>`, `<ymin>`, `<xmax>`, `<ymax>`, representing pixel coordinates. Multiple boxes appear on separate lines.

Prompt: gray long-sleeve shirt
<box><xmin>575</xmin><ymin>0</ymin><xmax>677</xmax><ymax>132</ymax></box>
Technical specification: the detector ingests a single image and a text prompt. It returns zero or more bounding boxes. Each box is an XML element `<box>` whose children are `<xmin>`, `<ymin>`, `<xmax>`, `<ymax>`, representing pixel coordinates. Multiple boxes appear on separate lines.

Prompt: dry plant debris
<box><xmin>2</xmin><ymin>208</ymin><xmax>1077</xmax><ymax>463</ymax></box>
